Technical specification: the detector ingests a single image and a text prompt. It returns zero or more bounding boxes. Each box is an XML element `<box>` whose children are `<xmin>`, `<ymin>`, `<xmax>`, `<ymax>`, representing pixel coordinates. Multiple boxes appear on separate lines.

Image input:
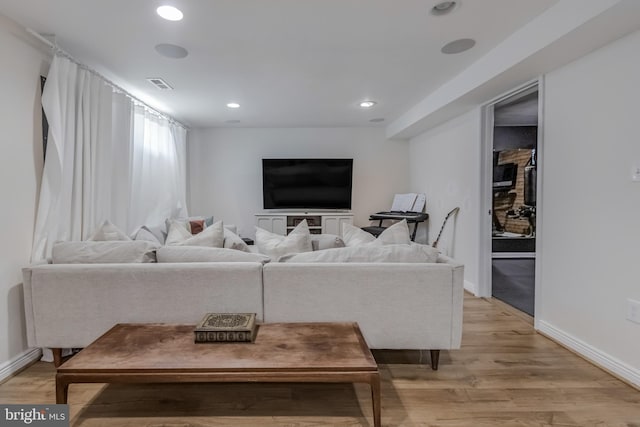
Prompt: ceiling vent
<box><xmin>146</xmin><ymin>78</ymin><xmax>173</xmax><ymax>90</ymax></box>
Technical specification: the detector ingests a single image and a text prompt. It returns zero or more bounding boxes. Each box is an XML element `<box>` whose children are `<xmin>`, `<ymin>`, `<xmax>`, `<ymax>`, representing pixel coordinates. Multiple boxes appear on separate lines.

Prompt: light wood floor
<box><xmin>2</xmin><ymin>295</ymin><xmax>639</xmax><ymax>426</ymax></box>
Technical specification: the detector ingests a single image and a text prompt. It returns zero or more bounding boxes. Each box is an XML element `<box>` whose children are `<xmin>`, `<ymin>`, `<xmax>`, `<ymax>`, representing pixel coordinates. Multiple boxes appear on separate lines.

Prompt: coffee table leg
<box><xmin>370</xmin><ymin>372</ymin><xmax>381</xmax><ymax>427</ymax></box>
<box><xmin>55</xmin><ymin>374</ymin><xmax>69</xmax><ymax>404</ymax></box>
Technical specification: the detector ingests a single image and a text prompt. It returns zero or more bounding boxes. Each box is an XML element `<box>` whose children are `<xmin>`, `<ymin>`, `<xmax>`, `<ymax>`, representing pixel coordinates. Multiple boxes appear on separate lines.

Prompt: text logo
<box><xmin>1</xmin><ymin>405</ymin><xmax>68</xmax><ymax>426</ymax></box>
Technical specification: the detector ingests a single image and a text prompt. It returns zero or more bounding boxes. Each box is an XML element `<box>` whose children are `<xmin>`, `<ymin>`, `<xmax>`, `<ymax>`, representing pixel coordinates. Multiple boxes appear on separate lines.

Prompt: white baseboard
<box><xmin>0</xmin><ymin>348</ymin><xmax>42</xmax><ymax>383</ymax></box>
<box><xmin>537</xmin><ymin>320</ymin><xmax>640</xmax><ymax>389</ymax></box>
<box><xmin>464</xmin><ymin>280</ymin><xmax>478</xmax><ymax>295</ymax></box>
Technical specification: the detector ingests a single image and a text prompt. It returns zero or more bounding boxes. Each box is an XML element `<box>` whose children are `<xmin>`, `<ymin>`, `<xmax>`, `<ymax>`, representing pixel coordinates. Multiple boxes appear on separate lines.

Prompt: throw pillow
<box><xmin>165</xmin><ymin>218</ymin><xmax>191</xmax><ymax>234</ymax></box>
<box><xmin>165</xmin><ymin>221</ymin><xmax>193</xmax><ymax>245</ymax></box>
<box><xmin>311</xmin><ymin>234</ymin><xmax>346</xmax><ymax>251</ymax></box>
<box><xmin>189</xmin><ymin>219</ymin><xmax>205</xmax><ymax>234</ymax></box>
<box><xmin>224</xmin><ymin>228</ymin><xmax>251</xmax><ymax>252</ymax></box>
<box><xmin>279</xmin><ymin>243</ymin><xmax>436</xmax><ymax>263</ymax></box>
<box><xmin>341</xmin><ymin>222</ymin><xmax>376</xmax><ymax>246</ymax></box>
<box><xmin>166</xmin><ymin>220</ymin><xmax>225</xmax><ymax>247</ymax></box>
<box><xmin>375</xmin><ymin>219</ymin><xmax>411</xmax><ymax>246</ymax></box>
<box><xmin>52</xmin><ymin>241</ymin><xmax>158</xmax><ymax>263</ymax></box>
<box><xmin>156</xmin><ymin>246</ymin><xmax>270</xmax><ymax>263</ymax></box>
<box><xmin>255</xmin><ymin>219</ymin><xmax>312</xmax><ymax>258</ymax></box>
<box><xmin>132</xmin><ymin>226</ymin><xmax>162</xmax><ymax>245</ymax></box>
<box><xmin>88</xmin><ymin>220</ymin><xmax>131</xmax><ymax>241</ymax></box>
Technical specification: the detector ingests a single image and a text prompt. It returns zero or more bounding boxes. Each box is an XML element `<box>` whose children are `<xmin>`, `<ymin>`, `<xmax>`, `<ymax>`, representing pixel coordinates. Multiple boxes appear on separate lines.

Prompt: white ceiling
<box><xmin>0</xmin><ymin>0</ymin><xmax>559</xmax><ymax>128</ymax></box>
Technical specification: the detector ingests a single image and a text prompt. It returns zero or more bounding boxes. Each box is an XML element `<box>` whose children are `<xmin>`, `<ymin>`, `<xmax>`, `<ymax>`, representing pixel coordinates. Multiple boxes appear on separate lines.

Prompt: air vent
<box><xmin>146</xmin><ymin>78</ymin><xmax>173</xmax><ymax>90</ymax></box>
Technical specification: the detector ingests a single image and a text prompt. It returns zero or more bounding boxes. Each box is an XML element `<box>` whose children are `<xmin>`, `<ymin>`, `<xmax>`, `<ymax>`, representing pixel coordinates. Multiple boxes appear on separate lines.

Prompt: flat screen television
<box><xmin>493</xmin><ymin>162</ymin><xmax>518</xmax><ymax>191</ymax></box>
<box><xmin>262</xmin><ymin>158</ymin><xmax>353</xmax><ymax>210</ymax></box>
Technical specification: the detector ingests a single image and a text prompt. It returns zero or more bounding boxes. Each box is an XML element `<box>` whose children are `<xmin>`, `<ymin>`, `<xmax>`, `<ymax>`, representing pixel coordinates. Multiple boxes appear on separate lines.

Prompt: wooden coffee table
<box><xmin>56</xmin><ymin>322</ymin><xmax>381</xmax><ymax>426</ymax></box>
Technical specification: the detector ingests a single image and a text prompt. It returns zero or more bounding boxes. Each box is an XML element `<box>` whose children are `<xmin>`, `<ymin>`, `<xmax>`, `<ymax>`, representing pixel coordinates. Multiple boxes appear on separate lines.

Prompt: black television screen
<box><xmin>262</xmin><ymin>159</ymin><xmax>353</xmax><ymax>209</ymax></box>
<box><xmin>493</xmin><ymin>162</ymin><xmax>518</xmax><ymax>191</ymax></box>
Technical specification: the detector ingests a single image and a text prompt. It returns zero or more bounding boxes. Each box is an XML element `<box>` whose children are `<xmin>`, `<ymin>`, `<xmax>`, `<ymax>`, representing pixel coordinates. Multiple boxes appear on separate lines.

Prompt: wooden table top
<box><xmin>58</xmin><ymin>322</ymin><xmax>378</xmax><ymax>374</ymax></box>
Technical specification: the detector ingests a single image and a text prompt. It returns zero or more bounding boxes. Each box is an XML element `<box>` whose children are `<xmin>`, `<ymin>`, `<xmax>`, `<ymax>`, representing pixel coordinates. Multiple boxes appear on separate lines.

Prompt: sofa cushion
<box><xmin>52</xmin><ymin>241</ymin><xmax>158</xmax><ymax>264</ymax></box>
<box><xmin>255</xmin><ymin>220</ymin><xmax>312</xmax><ymax>258</ymax></box>
<box><xmin>88</xmin><ymin>220</ymin><xmax>131</xmax><ymax>241</ymax></box>
<box><xmin>166</xmin><ymin>220</ymin><xmax>224</xmax><ymax>247</ymax></box>
<box><xmin>311</xmin><ymin>234</ymin><xmax>346</xmax><ymax>251</ymax></box>
<box><xmin>278</xmin><ymin>243</ymin><xmax>439</xmax><ymax>263</ymax></box>
<box><xmin>224</xmin><ymin>228</ymin><xmax>250</xmax><ymax>252</ymax></box>
<box><xmin>156</xmin><ymin>246</ymin><xmax>270</xmax><ymax>263</ymax></box>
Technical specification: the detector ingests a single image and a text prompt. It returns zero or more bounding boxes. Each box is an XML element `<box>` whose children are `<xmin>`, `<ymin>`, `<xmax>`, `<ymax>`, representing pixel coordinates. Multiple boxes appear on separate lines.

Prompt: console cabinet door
<box><xmin>256</xmin><ymin>216</ymin><xmax>286</xmax><ymax>235</ymax></box>
<box><xmin>322</xmin><ymin>215</ymin><xmax>353</xmax><ymax>235</ymax></box>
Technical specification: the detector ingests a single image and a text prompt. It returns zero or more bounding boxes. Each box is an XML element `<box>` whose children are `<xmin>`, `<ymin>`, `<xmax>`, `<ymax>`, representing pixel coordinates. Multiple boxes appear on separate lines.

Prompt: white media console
<box><xmin>255</xmin><ymin>212</ymin><xmax>354</xmax><ymax>236</ymax></box>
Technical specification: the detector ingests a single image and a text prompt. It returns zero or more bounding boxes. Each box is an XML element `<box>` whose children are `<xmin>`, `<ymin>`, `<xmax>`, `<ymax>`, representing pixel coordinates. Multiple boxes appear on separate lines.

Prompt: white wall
<box><xmin>538</xmin><ymin>29</ymin><xmax>640</xmax><ymax>383</ymax></box>
<box><xmin>0</xmin><ymin>16</ymin><xmax>50</xmax><ymax>369</ymax></box>
<box><xmin>408</xmin><ymin>110</ymin><xmax>482</xmax><ymax>293</ymax></box>
<box><xmin>188</xmin><ymin>127</ymin><xmax>410</xmax><ymax>238</ymax></box>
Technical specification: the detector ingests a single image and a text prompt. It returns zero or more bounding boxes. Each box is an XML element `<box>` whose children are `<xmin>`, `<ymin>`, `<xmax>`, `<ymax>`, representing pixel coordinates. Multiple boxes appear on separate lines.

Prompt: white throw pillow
<box><xmin>157</xmin><ymin>246</ymin><xmax>270</xmax><ymax>263</ymax></box>
<box><xmin>224</xmin><ymin>228</ymin><xmax>250</xmax><ymax>252</ymax></box>
<box><xmin>165</xmin><ymin>221</ymin><xmax>193</xmax><ymax>245</ymax></box>
<box><xmin>279</xmin><ymin>243</ymin><xmax>437</xmax><ymax>263</ymax></box>
<box><xmin>375</xmin><ymin>219</ymin><xmax>411</xmax><ymax>245</ymax></box>
<box><xmin>132</xmin><ymin>226</ymin><xmax>163</xmax><ymax>245</ymax></box>
<box><xmin>341</xmin><ymin>222</ymin><xmax>376</xmax><ymax>246</ymax></box>
<box><xmin>342</xmin><ymin>220</ymin><xmax>411</xmax><ymax>247</ymax></box>
<box><xmin>88</xmin><ymin>220</ymin><xmax>131</xmax><ymax>241</ymax></box>
<box><xmin>166</xmin><ymin>220</ymin><xmax>224</xmax><ymax>247</ymax></box>
<box><xmin>255</xmin><ymin>220</ymin><xmax>312</xmax><ymax>258</ymax></box>
<box><xmin>311</xmin><ymin>234</ymin><xmax>346</xmax><ymax>251</ymax></box>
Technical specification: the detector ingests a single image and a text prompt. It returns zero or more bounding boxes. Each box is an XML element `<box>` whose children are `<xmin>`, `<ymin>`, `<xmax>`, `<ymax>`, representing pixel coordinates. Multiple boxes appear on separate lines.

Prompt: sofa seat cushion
<box><xmin>278</xmin><ymin>243</ymin><xmax>439</xmax><ymax>263</ymax></box>
<box><xmin>157</xmin><ymin>246</ymin><xmax>270</xmax><ymax>263</ymax></box>
<box><xmin>52</xmin><ymin>241</ymin><xmax>159</xmax><ymax>264</ymax></box>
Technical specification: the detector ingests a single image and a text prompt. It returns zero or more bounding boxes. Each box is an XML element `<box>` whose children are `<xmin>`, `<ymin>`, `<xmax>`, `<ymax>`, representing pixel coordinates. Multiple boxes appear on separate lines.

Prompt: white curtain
<box><xmin>129</xmin><ymin>105</ymin><xmax>188</xmax><ymax>230</ymax></box>
<box><xmin>32</xmin><ymin>55</ymin><xmax>188</xmax><ymax>261</ymax></box>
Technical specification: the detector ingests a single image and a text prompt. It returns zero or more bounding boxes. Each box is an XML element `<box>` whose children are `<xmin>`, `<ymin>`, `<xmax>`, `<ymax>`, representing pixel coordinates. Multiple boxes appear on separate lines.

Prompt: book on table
<box><xmin>194</xmin><ymin>313</ymin><xmax>257</xmax><ymax>343</ymax></box>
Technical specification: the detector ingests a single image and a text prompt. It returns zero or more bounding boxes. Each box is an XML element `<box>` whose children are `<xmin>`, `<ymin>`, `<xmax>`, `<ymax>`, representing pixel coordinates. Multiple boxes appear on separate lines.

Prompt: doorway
<box><xmin>485</xmin><ymin>84</ymin><xmax>539</xmax><ymax>316</ymax></box>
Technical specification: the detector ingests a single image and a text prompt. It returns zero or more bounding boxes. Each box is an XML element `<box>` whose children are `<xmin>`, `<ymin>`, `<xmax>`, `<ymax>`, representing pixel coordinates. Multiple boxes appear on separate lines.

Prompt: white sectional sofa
<box><xmin>22</xmin><ymin>218</ymin><xmax>464</xmax><ymax>369</ymax></box>
<box><xmin>22</xmin><ymin>253</ymin><xmax>463</xmax><ymax>369</ymax></box>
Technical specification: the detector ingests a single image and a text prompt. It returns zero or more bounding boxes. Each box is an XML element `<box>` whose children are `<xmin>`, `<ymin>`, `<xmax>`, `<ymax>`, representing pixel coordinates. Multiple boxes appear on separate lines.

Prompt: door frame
<box><xmin>478</xmin><ymin>77</ymin><xmax>545</xmax><ymax>324</ymax></box>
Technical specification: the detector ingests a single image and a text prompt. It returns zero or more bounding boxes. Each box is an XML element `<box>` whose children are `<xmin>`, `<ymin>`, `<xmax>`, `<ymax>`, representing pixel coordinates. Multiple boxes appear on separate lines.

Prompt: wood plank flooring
<box><xmin>1</xmin><ymin>294</ymin><xmax>639</xmax><ymax>426</ymax></box>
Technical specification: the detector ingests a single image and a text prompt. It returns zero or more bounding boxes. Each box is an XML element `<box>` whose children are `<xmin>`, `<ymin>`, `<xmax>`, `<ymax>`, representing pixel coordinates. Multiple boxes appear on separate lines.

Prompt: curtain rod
<box><xmin>26</xmin><ymin>28</ymin><xmax>189</xmax><ymax>131</ymax></box>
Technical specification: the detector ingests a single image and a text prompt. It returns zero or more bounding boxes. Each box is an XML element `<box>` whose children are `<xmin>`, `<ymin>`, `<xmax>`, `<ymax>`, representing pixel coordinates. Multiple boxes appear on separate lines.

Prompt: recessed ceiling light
<box><xmin>155</xmin><ymin>43</ymin><xmax>188</xmax><ymax>59</ymax></box>
<box><xmin>441</xmin><ymin>38</ymin><xmax>476</xmax><ymax>54</ymax></box>
<box><xmin>157</xmin><ymin>5</ymin><xmax>183</xmax><ymax>21</ymax></box>
<box><xmin>226</xmin><ymin>102</ymin><xmax>240</xmax><ymax>109</ymax></box>
<box><xmin>430</xmin><ymin>1</ymin><xmax>457</xmax><ymax>15</ymax></box>
<box><xmin>359</xmin><ymin>101</ymin><xmax>377</xmax><ymax>108</ymax></box>
<box><xmin>369</xmin><ymin>118</ymin><xmax>385</xmax><ymax>123</ymax></box>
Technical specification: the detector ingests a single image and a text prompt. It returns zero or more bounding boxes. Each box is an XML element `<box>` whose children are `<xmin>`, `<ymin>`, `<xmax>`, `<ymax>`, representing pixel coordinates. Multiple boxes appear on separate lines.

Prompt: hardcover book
<box><xmin>194</xmin><ymin>313</ymin><xmax>257</xmax><ymax>343</ymax></box>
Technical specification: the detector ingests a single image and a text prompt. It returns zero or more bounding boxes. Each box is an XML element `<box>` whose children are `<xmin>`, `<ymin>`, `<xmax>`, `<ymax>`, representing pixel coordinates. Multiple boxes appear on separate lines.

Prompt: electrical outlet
<box><xmin>632</xmin><ymin>165</ymin><xmax>640</xmax><ymax>182</ymax></box>
<box><xmin>628</xmin><ymin>299</ymin><xmax>640</xmax><ymax>324</ymax></box>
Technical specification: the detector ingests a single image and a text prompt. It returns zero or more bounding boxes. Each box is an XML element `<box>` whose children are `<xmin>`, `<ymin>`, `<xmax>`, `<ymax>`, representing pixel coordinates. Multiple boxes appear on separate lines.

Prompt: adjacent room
<box><xmin>1</xmin><ymin>0</ymin><xmax>639</xmax><ymax>425</ymax></box>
